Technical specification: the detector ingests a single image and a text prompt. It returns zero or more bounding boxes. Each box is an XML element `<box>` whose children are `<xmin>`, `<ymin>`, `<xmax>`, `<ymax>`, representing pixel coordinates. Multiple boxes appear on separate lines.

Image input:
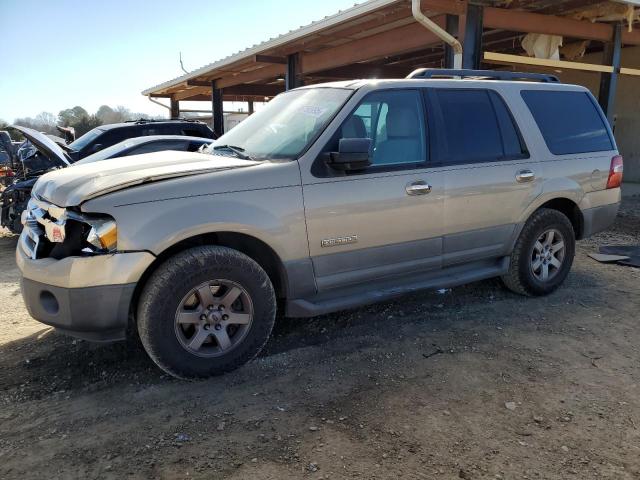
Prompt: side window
<box><xmin>521</xmin><ymin>90</ymin><xmax>614</xmax><ymax>155</ymax></box>
<box><xmin>432</xmin><ymin>89</ymin><xmax>525</xmax><ymax>165</ymax></box>
<box><xmin>183</xmin><ymin>128</ymin><xmax>208</xmax><ymax>138</ymax></box>
<box><xmin>489</xmin><ymin>91</ymin><xmax>527</xmax><ymax>159</ymax></box>
<box><xmin>96</xmin><ymin>129</ymin><xmax>129</xmax><ymax>150</ymax></box>
<box><xmin>338</xmin><ymin>89</ymin><xmax>427</xmax><ymax>167</ymax></box>
<box><xmin>126</xmin><ymin>140</ymin><xmax>187</xmax><ymax>156</ymax></box>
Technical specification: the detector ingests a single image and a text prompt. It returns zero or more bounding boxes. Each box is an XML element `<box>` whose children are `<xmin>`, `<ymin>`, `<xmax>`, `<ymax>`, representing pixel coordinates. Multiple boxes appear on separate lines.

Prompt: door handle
<box><xmin>516</xmin><ymin>169</ymin><xmax>535</xmax><ymax>183</ymax></box>
<box><xmin>406</xmin><ymin>181</ymin><xmax>432</xmax><ymax>196</ymax></box>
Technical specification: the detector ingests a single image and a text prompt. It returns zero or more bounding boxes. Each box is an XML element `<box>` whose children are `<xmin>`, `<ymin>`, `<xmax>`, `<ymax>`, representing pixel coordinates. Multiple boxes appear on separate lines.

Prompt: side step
<box><xmin>286</xmin><ymin>257</ymin><xmax>509</xmax><ymax>317</ymax></box>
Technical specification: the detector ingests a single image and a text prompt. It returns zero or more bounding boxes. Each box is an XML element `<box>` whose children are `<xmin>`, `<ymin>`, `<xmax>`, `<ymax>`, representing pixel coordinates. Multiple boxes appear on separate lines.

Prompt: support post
<box><xmin>248</xmin><ymin>100</ymin><xmax>254</xmax><ymax>115</ymax></box>
<box><xmin>211</xmin><ymin>80</ymin><xmax>224</xmax><ymax>137</ymax></box>
<box><xmin>170</xmin><ymin>98</ymin><xmax>179</xmax><ymax>119</ymax></box>
<box><xmin>462</xmin><ymin>4</ymin><xmax>483</xmax><ymax>69</ymax></box>
<box><xmin>599</xmin><ymin>23</ymin><xmax>622</xmax><ymax>128</ymax></box>
<box><xmin>286</xmin><ymin>53</ymin><xmax>303</xmax><ymax>90</ymax></box>
<box><xmin>444</xmin><ymin>14</ymin><xmax>459</xmax><ymax>69</ymax></box>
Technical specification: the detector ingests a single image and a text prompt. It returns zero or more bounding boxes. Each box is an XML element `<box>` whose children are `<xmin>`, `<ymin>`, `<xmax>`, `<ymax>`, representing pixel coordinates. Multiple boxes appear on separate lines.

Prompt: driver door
<box><xmin>301</xmin><ymin>89</ymin><xmax>444</xmax><ymax>293</ymax></box>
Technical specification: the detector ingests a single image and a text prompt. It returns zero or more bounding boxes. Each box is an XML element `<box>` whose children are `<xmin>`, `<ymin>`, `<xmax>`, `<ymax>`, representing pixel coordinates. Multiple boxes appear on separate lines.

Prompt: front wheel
<box><xmin>502</xmin><ymin>208</ymin><xmax>576</xmax><ymax>296</ymax></box>
<box><xmin>137</xmin><ymin>246</ymin><xmax>277</xmax><ymax>379</ymax></box>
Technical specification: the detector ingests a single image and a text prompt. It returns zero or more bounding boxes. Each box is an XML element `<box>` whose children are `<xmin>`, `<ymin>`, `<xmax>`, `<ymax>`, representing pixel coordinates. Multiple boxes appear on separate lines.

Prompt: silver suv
<box><xmin>16</xmin><ymin>70</ymin><xmax>623</xmax><ymax>378</ymax></box>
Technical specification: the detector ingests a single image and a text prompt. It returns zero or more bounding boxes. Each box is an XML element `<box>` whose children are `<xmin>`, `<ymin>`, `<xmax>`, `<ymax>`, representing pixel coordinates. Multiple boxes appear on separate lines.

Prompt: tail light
<box><xmin>0</xmin><ymin>166</ymin><xmax>13</xmax><ymax>177</ymax></box>
<box><xmin>606</xmin><ymin>155</ymin><xmax>623</xmax><ymax>189</ymax></box>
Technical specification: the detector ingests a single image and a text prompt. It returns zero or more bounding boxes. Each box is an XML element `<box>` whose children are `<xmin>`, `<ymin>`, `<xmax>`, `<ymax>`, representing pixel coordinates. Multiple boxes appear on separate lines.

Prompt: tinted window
<box><xmin>183</xmin><ymin>127</ymin><xmax>211</xmax><ymax>138</ymax></box>
<box><xmin>434</xmin><ymin>89</ymin><xmax>525</xmax><ymax>164</ymax></box>
<box><xmin>339</xmin><ymin>89</ymin><xmax>427</xmax><ymax>167</ymax></box>
<box><xmin>490</xmin><ymin>91</ymin><xmax>525</xmax><ymax>158</ymax></box>
<box><xmin>521</xmin><ymin>90</ymin><xmax>613</xmax><ymax>155</ymax></box>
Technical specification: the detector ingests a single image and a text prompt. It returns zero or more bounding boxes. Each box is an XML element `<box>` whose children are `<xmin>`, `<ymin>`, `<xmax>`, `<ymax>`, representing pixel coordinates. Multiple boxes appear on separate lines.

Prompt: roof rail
<box><xmin>123</xmin><ymin>118</ymin><xmax>205</xmax><ymax>124</ymax></box>
<box><xmin>406</xmin><ymin>68</ymin><xmax>560</xmax><ymax>83</ymax></box>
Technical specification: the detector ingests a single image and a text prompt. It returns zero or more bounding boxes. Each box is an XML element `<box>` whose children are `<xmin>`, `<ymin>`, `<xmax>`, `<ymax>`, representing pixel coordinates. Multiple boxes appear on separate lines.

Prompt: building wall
<box><xmin>520</xmin><ymin>46</ymin><xmax>640</xmax><ymax>182</ymax></box>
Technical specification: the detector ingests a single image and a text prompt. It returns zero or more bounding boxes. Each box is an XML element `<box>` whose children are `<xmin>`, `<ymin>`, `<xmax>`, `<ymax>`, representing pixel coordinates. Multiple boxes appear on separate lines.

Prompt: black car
<box><xmin>1</xmin><ymin>127</ymin><xmax>214</xmax><ymax>233</ymax></box>
<box><xmin>64</xmin><ymin>119</ymin><xmax>215</xmax><ymax>161</ymax></box>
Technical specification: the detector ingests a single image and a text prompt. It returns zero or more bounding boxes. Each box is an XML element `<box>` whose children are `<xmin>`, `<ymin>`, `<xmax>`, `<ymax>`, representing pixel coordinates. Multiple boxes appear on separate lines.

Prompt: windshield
<box><xmin>68</xmin><ymin>127</ymin><xmax>103</xmax><ymax>151</ymax></box>
<box><xmin>204</xmin><ymin>88</ymin><xmax>352</xmax><ymax>160</ymax></box>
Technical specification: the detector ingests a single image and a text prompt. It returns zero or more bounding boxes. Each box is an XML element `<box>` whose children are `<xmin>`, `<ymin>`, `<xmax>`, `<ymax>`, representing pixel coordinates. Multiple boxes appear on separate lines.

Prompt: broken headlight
<box><xmin>84</xmin><ymin>217</ymin><xmax>118</xmax><ymax>253</ymax></box>
<box><xmin>24</xmin><ymin>199</ymin><xmax>118</xmax><ymax>257</ymax></box>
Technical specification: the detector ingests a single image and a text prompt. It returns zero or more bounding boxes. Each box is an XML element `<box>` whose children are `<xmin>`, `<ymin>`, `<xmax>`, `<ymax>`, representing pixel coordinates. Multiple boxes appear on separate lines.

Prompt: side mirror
<box><xmin>328</xmin><ymin>138</ymin><xmax>372</xmax><ymax>171</ymax></box>
<box><xmin>91</xmin><ymin>143</ymin><xmax>104</xmax><ymax>153</ymax></box>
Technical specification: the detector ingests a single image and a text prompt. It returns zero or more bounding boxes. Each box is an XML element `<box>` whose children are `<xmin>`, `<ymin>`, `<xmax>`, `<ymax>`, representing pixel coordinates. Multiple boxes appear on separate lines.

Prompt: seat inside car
<box><xmin>374</xmin><ymin>106</ymin><xmax>421</xmax><ymax>165</ymax></box>
<box><xmin>341</xmin><ymin>115</ymin><xmax>367</xmax><ymax>138</ymax></box>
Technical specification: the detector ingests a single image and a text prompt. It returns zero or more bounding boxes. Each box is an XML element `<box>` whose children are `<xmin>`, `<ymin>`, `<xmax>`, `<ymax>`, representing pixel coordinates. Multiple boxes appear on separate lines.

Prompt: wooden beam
<box><xmin>318</xmin><ymin>64</ymin><xmax>409</xmax><ymax>78</ymax></box>
<box><xmin>174</xmin><ymin>86</ymin><xmax>211</xmax><ymax>101</ymax></box>
<box><xmin>484</xmin><ymin>7</ymin><xmax>614</xmax><ymax>43</ymax></box>
<box><xmin>620</xmin><ymin>67</ymin><xmax>640</xmax><ymax>76</ymax></box>
<box><xmin>216</xmin><ymin>64</ymin><xmax>285</xmax><ymax>89</ymax></box>
<box><xmin>254</xmin><ymin>54</ymin><xmax>287</xmax><ymax>64</ymax></box>
<box><xmin>186</xmin><ymin>80</ymin><xmax>212</xmax><ymax>87</ymax></box>
<box><xmin>301</xmin><ymin>17</ymin><xmax>444</xmax><ymax>75</ymax></box>
<box><xmin>484</xmin><ymin>51</ymin><xmax>613</xmax><ymax>73</ymax></box>
<box><xmin>420</xmin><ymin>0</ymin><xmax>466</xmax><ymax>15</ymax></box>
<box><xmin>225</xmin><ymin>84</ymin><xmax>284</xmax><ymax>96</ymax></box>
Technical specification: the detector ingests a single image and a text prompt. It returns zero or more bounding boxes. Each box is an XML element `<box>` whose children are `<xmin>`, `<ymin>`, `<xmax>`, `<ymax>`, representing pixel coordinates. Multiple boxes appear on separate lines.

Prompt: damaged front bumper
<box><xmin>16</xmin><ymin>197</ymin><xmax>155</xmax><ymax>341</ymax></box>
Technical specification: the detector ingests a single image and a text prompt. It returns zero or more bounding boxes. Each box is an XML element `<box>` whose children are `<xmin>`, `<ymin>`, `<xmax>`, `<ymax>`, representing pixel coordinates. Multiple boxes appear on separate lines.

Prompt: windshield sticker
<box><xmin>301</xmin><ymin>105</ymin><xmax>328</xmax><ymax>118</ymax></box>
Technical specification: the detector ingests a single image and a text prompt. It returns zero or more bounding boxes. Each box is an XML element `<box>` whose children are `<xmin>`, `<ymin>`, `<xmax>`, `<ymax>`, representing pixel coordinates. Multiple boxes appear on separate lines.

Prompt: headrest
<box><xmin>386</xmin><ymin>106</ymin><xmax>419</xmax><ymax>138</ymax></box>
<box><xmin>342</xmin><ymin>115</ymin><xmax>367</xmax><ymax>138</ymax></box>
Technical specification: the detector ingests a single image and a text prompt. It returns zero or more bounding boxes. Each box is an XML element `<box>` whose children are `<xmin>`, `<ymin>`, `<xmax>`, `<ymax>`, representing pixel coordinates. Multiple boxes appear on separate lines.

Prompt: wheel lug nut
<box><xmin>200</xmin><ymin>315</ymin><xmax>206</xmax><ymax>321</ymax></box>
<box><xmin>218</xmin><ymin>305</ymin><xmax>225</xmax><ymax>311</ymax></box>
<box><xmin>207</xmin><ymin>305</ymin><xmax>214</xmax><ymax>311</ymax></box>
<box><xmin>214</xmin><ymin>324</ymin><xmax>222</xmax><ymax>330</ymax></box>
<box><xmin>222</xmin><ymin>314</ymin><xmax>229</xmax><ymax>321</ymax></box>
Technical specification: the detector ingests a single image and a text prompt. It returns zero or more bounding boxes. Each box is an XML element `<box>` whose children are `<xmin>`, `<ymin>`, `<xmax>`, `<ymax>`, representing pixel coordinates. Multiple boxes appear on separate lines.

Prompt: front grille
<box><xmin>19</xmin><ymin>198</ymin><xmax>63</xmax><ymax>260</ymax></box>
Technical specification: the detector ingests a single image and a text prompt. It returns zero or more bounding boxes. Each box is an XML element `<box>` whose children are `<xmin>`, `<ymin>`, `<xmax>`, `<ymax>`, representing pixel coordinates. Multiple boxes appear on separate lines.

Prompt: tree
<box><xmin>13</xmin><ymin>112</ymin><xmax>58</xmax><ymax>136</ymax></box>
<box><xmin>58</xmin><ymin>106</ymin><xmax>90</xmax><ymax>128</ymax></box>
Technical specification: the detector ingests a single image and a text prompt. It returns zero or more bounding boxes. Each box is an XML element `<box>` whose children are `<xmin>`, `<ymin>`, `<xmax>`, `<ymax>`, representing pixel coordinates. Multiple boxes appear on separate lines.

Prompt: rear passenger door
<box><xmin>427</xmin><ymin>88</ymin><xmax>542</xmax><ymax>266</ymax></box>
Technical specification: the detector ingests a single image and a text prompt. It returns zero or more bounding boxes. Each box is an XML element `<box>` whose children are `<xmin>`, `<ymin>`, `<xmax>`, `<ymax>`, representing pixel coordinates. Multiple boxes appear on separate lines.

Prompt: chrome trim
<box><xmin>405</xmin><ymin>181</ymin><xmax>432</xmax><ymax>196</ymax></box>
<box><xmin>515</xmin><ymin>169</ymin><xmax>535</xmax><ymax>183</ymax></box>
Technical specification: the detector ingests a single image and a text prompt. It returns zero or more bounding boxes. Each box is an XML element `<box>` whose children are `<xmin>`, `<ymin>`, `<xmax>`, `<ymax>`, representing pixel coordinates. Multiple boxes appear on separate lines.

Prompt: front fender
<box><xmin>92</xmin><ymin>186</ymin><xmax>309</xmax><ymax>264</ymax></box>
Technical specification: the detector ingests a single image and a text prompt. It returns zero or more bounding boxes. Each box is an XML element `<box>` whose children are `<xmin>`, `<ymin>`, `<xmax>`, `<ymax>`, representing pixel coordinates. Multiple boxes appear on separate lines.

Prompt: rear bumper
<box><xmin>16</xmin><ymin>244</ymin><xmax>155</xmax><ymax>341</ymax></box>
<box><xmin>582</xmin><ymin>202</ymin><xmax>620</xmax><ymax>238</ymax></box>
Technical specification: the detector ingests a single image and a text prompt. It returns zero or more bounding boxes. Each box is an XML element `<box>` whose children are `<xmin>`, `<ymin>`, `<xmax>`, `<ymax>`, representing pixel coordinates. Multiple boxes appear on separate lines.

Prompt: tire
<box><xmin>501</xmin><ymin>208</ymin><xmax>575</xmax><ymax>296</ymax></box>
<box><xmin>137</xmin><ymin>245</ymin><xmax>276</xmax><ymax>379</ymax></box>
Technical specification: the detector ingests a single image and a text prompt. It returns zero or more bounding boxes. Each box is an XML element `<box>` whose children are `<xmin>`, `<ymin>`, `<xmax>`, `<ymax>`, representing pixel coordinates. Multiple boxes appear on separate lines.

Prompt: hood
<box><xmin>11</xmin><ymin>126</ymin><xmax>71</xmax><ymax>168</ymax></box>
<box><xmin>32</xmin><ymin>150</ymin><xmax>260</xmax><ymax>207</ymax></box>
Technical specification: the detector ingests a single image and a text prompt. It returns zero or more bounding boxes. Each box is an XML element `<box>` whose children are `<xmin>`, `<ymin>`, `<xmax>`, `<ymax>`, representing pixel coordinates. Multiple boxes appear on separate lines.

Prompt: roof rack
<box><xmin>123</xmin><ymin>118</ymin><xmax>205</xmax><ymax>124</ymax></box>
<box><xmin>406</xmin><ymin>68</ymin><xmax>560</xmax><ymax>83</ymax></box>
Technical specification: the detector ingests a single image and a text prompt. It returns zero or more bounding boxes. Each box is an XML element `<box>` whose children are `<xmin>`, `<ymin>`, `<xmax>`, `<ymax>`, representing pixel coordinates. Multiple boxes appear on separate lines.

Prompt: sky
<box><xmin>0</xmin><ymin>0</ymin><xmax>359</xmax><ymax>122</ymax></box>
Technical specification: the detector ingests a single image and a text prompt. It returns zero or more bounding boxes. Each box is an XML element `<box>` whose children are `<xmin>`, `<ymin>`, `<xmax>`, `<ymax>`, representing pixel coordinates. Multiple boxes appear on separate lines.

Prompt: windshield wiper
<box><xmin>212</xmin><ymin>144</ymin><xmax>253</xmax><ymax>160</ymax></box>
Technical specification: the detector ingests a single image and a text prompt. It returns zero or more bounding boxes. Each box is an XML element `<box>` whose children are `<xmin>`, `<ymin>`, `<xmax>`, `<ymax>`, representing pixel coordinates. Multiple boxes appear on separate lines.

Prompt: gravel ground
<box><xmin>0</xmin><ymin>197</ymin><xmax>639</xmax><ymax>480</ymax></box>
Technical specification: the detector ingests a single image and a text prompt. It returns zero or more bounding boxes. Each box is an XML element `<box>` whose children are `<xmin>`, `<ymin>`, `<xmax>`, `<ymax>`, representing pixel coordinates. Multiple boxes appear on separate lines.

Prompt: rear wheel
<box><xmin>137</xmin><ymin>246</ymin><xmax>276</xmax><ymax>379</ymax></box>
<box><xmin>502</xmin><ymin>208</ymin><xmax>575</xmax><ymax>296</ymax></box>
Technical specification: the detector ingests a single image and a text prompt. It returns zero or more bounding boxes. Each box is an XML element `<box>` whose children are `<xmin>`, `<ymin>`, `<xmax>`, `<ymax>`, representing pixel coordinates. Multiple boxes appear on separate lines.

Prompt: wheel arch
<box><xmin>130</xmin><ymin>232</ymin><xmax>289</xmax><ymax>324</ymax></box>
<box><xmin>536</xmin><ymin>197</ymin><xmax>584</xmax><ymax>239</ymax></box>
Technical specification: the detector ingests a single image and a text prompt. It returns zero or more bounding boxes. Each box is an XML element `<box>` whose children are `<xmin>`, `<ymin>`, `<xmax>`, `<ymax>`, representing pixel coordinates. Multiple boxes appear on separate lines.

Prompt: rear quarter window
<box><xmin>521</xmin><ymin>90</ymin><xmax>613</xmax><ymax>155</ymax></box>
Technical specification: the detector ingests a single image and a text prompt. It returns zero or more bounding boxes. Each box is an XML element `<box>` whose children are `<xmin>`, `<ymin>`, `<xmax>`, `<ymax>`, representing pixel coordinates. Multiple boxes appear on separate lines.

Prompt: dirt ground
<box><xmin>1</xmin><ymin>198</ymin><xmax>639</xmax><ymax>480</ymax></box>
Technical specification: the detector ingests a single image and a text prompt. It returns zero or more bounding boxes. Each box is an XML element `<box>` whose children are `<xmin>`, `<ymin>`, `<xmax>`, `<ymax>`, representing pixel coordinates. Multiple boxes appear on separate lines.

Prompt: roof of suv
<box><xmin>96</xmin><ymin>119</ymin><xmax>210</xmax><ymax>131</ymax></box>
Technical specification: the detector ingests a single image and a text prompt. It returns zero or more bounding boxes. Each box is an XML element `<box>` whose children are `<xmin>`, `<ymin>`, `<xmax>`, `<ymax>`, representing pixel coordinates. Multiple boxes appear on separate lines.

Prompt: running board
<box><xmin>286</xmin><ymin>257</ymin><xmax>510</xmax><ymax>318</ymax></box>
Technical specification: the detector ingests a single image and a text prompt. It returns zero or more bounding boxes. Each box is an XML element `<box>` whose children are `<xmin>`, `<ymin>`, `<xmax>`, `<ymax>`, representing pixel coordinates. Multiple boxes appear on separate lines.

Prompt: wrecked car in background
<box><xmin>1</xmin><ymin>121</ymin><xmax>216</xmax><ymax>233</ymax></box>
<box><xmin>1</xmin><ymin>127</ymin><xmax>71</xmax><ymax>233</ymax></box>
